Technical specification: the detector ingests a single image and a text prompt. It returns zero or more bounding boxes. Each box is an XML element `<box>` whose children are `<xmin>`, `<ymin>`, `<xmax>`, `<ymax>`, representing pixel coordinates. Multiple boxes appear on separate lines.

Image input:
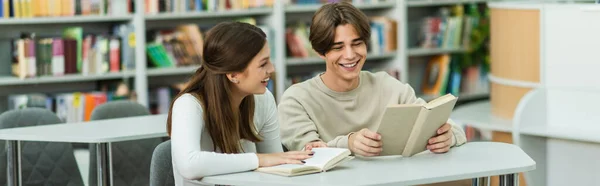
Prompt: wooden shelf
<box><xmin>407</xmin><ymin>0</ymin><xmax>490</xmax><ymax>7</ymax></box>
<box><xmin>285</xmin><ymin>2</ymin><xmax>396</xmax><ymax>13</ymax></box>
<box><xmin>147</xmin><ymin>66</ymin><xmax>199</xmax><ymax>77</ymax></box>
<box><xmin>145</xmin><ymin>8</ymin><xmax>272</xmax><ymax>20</ymax></box>
<box><xmin>408</xmin><ymin>47</ymin><xmax>468</xmax><ymax>57</ymax></box>
<box><xmin>0</xmin><ymin>72</ymin><xmax>134</xmax><ymax>86</ymax></box>
<box><xmin>0</xmin><ymin>15</ymin><xmax>133</xmax><ymax>25</ymax></box>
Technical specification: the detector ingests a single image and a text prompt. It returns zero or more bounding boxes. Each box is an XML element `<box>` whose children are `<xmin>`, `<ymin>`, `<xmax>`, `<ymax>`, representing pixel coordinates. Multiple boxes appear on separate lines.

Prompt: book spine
<box><xmin>52</xmin><ymin>38</ymin><xmax>65</xmax><ymax>76</ymax></box>
<box><xmin>402</xmin><ymin>107</ymin><xmax>431</xmax><ymax>157</ymax></box>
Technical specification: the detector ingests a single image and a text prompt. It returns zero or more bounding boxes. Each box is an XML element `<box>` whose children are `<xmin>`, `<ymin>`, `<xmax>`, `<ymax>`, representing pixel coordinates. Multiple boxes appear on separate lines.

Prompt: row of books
<box><xmin>146</xmin><ymin>18</ymin><xmax>274</xmax><ymax>68</ymax></box>
<box><xmin>147</xmin><ymin>24</ymin><xmax>204</xmax><ymax>68</ymax></box>
<box><xmin>0</xmin><ymin>0</ymin><xmax>131</xmax><ymax>18</ymax></box>
<box><xmin>417</xmin><ymin>5</ymin><xmax>477</xmax><ymax>49</ymax></box>
<box><xmin>10</xmin><ymin>25</ymin><xmax>135</xmax><ymax>79</ymax></box>
<box><xmin>286</xmin><ymin>16</ymin><xmax>397</xmax><ymax>59</ymax></box>
<box><xmin>284</xmin><ymin>0</ymin><xmax>391</xmax><ymax>5</ymax></box>
<box><xmin>8</xmin><ymin>81</ymin><xmax>135</xmax><ymax>123</ymax></box>
<box><xmin>421</xmin><ymin>54</ymin><xmax>489</xmax><ymax>97</ymax></box>
<box><xmin>145</xmin><ymin>0</ymin><xmax>274</xmax><ymax>14</ymax></box>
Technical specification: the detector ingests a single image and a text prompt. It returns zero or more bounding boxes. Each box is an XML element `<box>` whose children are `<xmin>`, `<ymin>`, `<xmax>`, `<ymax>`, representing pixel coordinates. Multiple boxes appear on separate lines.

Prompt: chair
<box><xmin>0</xmin><ymin>108</ymin><xmax>84</xmax><ymax>186</ymax></box>
<box><xmin>150</xmin><ymin>140</ymin><xmax>174</xmax><ymax>186</ymax></box>
<box><xmin>88</xmin><ymin>100</ymin><xmax>163</xmax><ymax>186</ymax></box>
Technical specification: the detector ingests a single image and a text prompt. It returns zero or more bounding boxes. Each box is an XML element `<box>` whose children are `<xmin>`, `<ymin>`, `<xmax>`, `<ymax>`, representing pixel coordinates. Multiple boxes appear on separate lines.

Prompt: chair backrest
<box><xmin>150</xmin><ymin>140</ymin><xmax>174</xmax><ymax>186</ymax></box>
<box><xmin>0</xmin><ymin>108</ymin><xmax>84</xmax><ymax>186</ymax></box>
<box><xmin>88</xmin><ymin>101</ymin><xmax>163</xmax><ymax>186</ymax></box>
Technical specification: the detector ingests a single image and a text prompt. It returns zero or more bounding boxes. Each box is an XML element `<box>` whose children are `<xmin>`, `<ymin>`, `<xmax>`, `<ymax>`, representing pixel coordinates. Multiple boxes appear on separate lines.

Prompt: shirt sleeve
<box><xmin>255</xmin><ymin>90</ymin><xmax>284</xmax><ymax>153</ymax></box>
<box><xmin>170</xmin><ymin>94</ymin><xmax>259</xmax><ymax>180</ymax></box>
<box><xmin>397</xmin><ymin>81</ymin><xmax>467</xmax><ymax>147</ymax></box>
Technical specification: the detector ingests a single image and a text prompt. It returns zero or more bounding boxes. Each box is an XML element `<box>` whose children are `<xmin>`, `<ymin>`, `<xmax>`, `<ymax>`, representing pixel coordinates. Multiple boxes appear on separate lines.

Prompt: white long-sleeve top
<box><xmin>170</xmin><ymin>90</ymin><xmax>282</xmax><ymax>186</ymax></box>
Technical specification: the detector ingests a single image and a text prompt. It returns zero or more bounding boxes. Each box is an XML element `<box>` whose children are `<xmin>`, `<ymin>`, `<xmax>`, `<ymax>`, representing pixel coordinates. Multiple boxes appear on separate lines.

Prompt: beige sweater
<box><xmin>279</xmin><ymin>71</ymin><xmax>466</xmax><ymax>151</ymax></box>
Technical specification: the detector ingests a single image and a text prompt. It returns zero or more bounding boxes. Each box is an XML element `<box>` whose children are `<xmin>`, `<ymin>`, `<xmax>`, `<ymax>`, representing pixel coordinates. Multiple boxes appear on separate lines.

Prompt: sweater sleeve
<box><xmin>255</xmin><ymin>90</ymin><xmax>284</xmax><ymax>153</ymax></box>
<box><xmin>170</xmin><ymin>94</ymin><xmax>259</xmax><ymax>180</ymax></box>
<box><xmin>278</xmin><ymin>91</ymin><xmax>324</xmax><ymax>151</ymax></box>
<box><xmin>396</xmin><ymin>80</ymin><xmax>467</xmax><ymax>147</ymax></box>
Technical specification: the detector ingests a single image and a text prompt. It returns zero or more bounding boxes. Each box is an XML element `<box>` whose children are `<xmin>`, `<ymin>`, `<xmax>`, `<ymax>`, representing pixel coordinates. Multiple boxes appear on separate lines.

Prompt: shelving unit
<box><xmin>0</xmin><ymin>0</ymin><xmax>495</xmax><ymax>114</ymax></box>
<box><xmin>285</xmin><ymin>2</ymin><xmax>397</xmax><ymax>13</ymax></box>
<box><xmin>0</xmin><ymin>15</ymin><xmax>133</xmax><ymax>25</ymax></box>
<box><xmin>146</xmin><ymin>66</ymin><xmax>199</xmax><ymax>77</ymax></box>
<box><xmin>144</xmin><ymin>8</ymin><xmax>273</xmax><ymax>20</ymax></box>
<box><xmin>407</xmin><ymin>0</ymin><xmax>491</xmax><ymax>7</ymax></box>
<box><xmin>0</xmin><ymin>72</ymin><xmax>134</xmax><ymax>86</ymax></box>
<box><xmin>407</xmin><ymin>47</ymin><xmax>468</xmax><ymax>57</ymax></box>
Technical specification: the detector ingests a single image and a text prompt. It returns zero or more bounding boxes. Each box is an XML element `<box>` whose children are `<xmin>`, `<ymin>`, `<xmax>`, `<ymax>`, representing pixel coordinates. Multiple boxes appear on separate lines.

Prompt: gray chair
<box><xmin>88</xmin><ymin>101</ymin><xmax>163</xmax><ymax>186</ymax></box>
<box><xmin>150</xmin><ymin>140</ymin><xmax>174</xmax><ymax>186</ymax></box>
<box><xmin>0</xmin><ymin>108</ymin><xmax>84</xmax><ymax>186</ymax></box>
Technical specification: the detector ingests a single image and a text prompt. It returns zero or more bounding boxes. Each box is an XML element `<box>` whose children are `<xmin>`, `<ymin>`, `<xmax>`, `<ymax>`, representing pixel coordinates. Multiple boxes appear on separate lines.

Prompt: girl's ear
<box><xmin>226</xmin><ymin>73</ymin><xmax>239</xmax><ymax>84</ymax></box>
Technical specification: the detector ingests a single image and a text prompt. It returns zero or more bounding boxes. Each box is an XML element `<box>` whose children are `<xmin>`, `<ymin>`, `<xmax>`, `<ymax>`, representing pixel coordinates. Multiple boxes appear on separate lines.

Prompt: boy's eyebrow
<box><xmin>332</xmin><ymin>37</ymin><xmax>363</xmax><ymax>45</ymax></box>
<box><xmin>261</xmin><ymin>57</ymin><xmax>269</xmax><ymax>62</ymax></box>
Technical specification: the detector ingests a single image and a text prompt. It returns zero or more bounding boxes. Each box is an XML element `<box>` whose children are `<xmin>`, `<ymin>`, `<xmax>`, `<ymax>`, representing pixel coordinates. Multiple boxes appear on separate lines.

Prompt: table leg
<box><xmin>472</xmin><ymin>177</ymin><xmax>483</xmax><ymax>186</ymax></box>
<box><xmin>499</xmin><ymin>173</ymin><xmax>519</xmax><ymax>186</ymax></box>
<box><xmin>472</xmin><ymin>177</ymin><xmax>490</xmax><ymax>186</ymax></box>
<box><xmin>7</xmin><ymin>140</ymin><xmax>21</xmax><ymax>186</ymax></box>
<box><xmin>96</xmin><ymin>143</ymin><xmax>113</xmax><ymax>186</ymax></box>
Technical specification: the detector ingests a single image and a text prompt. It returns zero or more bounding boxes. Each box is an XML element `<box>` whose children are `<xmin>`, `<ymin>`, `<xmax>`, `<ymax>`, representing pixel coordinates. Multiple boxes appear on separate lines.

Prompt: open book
<box><xmin>255</xmin><ymin>148</ymin><xmax>353</xmax><ymax>177</ymax></box>
<box><xmin>376</xmin><ymin>93</ymin><xmax>458</xmax><ymax>157</ymax></box>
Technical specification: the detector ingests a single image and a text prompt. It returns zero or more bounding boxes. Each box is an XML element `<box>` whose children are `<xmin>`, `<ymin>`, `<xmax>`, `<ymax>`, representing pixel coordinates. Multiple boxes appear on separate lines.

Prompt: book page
<box><xmin>377</xmin><ymin>105</ymin><xmax>422</xmax><ymax>156</ymax></box>
<box><xmin>403</xmin><ymin>96</ymin><xmax>458</xmax><ymax>157</ymax></box>
<box><xmin>304</xmin><ymin>148</ymin><xmax>350</xmax><ymax>169</ymax></box>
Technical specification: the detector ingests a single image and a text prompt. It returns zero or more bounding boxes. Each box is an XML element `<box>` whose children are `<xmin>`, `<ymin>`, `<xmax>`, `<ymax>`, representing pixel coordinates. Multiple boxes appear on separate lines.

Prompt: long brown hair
<box><xmin>167</xmin><ymin>22</ymin><xmax>266</xmax><ymax>153</ymax></box>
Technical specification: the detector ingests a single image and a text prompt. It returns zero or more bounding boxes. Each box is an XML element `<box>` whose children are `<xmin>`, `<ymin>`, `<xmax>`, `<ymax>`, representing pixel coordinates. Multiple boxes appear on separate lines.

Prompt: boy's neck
<box><xmin>320</xmin><ymin>72</ymin><xmax>360</xmax><ymax>92</ymax></box>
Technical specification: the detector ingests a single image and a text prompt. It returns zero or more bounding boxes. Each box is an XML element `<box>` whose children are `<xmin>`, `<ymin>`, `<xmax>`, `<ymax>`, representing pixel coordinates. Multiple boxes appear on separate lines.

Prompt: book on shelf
<box><xmin>422</xmin><ymin>54</ymin><xmax>450</xmax><ymax>96</ymax></box>
<box><xmin>8</xmin><ymin>81</ymin><xmax>136</xmax><ymax>123</ymax></box>
<box><xmin>285</xmin><ymin>0</ymin><xmax>392</xmax><ymax>6</ymax></box>
<box><xmin>147</xmin><ymin>20</ymin><xmax>275</xmax><ymax>70</ymax></box>
<box><xmin>0</xmin><ymin>0</ymin><xmax>130</xmax><ymax>18</ymax></box>
<box><xmin>421</xmin><ymin>54</ymin><xmax>489</xmax><ymax>98</ymax></box>
<box><xmin>145</xmin><ymin>0</ymin><xmax>274</xmax><ymax>14</ymax></box>
<box><xmin>417</xmin><ymin>5</ymin><xmax>476</xmax><ymax>50</ymax></box>
<box><xmin>255</xmin><ymin>147</ymin><xmax>353</xmax><ymax>177</ymax></box>
<box><xmin>376</xmin><ymin>93</ymin><xmax>458</xmax><ymax>157</ymax></box>
<box><xmin>9</xmin><ymin>26</ymin><xmax>129</xmax><ymax>79</ymax></box>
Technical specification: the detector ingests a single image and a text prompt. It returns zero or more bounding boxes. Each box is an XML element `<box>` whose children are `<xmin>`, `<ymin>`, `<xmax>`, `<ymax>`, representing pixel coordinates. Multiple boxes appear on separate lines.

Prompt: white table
<box><xmin>0</xmin><ymin>114</ymin><xmax>169</xmax><ymax>186</ymax></box>
<box><xmin>199</xmin><ymin>142</ymin><xmax>535</xmax><ymax>186</ymax></box>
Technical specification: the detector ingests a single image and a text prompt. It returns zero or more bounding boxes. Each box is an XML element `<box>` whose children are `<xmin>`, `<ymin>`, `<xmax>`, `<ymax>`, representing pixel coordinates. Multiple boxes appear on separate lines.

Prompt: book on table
<box><xmin>255</xmin><ymin>147</ymin><xmax>353</xmax><ymax>177</ymax></box>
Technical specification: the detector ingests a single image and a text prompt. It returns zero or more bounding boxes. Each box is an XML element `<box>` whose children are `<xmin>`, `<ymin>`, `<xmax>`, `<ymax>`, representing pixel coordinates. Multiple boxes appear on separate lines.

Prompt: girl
<box><xmin>167</xmin><ymin>22</ymin><xmax>312</xmax><ymax>186</ymax></box>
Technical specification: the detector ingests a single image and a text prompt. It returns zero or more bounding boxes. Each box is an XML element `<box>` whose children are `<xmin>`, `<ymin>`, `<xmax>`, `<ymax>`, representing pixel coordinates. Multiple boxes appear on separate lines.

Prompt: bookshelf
<box><xmin>144</xmin><ymin>8</ymin><xmax>273</xmax><ymax>20</ymax></box>
<box><xmin>0</xmin><ymin>72</ymin><xmax>134</xmax><ymax>86</ymax></box>
<box><xmin>0</xmin><ymin>0</ymin><xmax>496</xmax><ymax>115</ymax></box>
<box><xmin>407</xmin><ymin>0</ymin><xmax>492</xmax><ymax>7</ymax></box>
<box><xmin>407</xmin><ymin>47</ymin><xmax>468</xmax><ymax>57</ymax></box>
<box><xmin>0</xmin><ymin>15</ymin><xmax>134</xmax><ymax>25</ymax></box>
<box><xmin>146</xmin><ymin>66</ymin><xmax>199</xmax><ymax>77</ymax></box>
<box><xmin>285</xmin><ymin>2</ymin><xmax>397</xmax><ymax>13</ymax></box>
